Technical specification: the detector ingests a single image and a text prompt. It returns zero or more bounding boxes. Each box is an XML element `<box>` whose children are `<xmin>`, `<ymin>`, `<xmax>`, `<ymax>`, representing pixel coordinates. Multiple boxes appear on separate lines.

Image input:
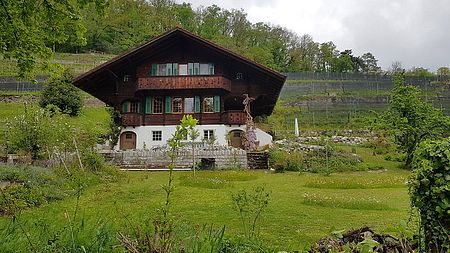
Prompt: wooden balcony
<box><xmin>123</xmin><ymin>111</ymin><xmax>246</xmax><ymax>127</ymax></box>
<box><xmin>137</xmin><ymin>75</ymin><xmax>231</xmax><ymax>91</ymax></box>
<box><xmin>222</xmin><ymin>111</ymin><xmax>247</xmax><ymax>125</ymax></box>
<box><xmin>122</xmin><ymin>113</ymin><xmax>143</xmax><ymax>126</ymax></box>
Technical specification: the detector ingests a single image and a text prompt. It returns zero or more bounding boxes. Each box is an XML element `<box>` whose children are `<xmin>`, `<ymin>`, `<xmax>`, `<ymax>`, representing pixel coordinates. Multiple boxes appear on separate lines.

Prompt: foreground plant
<box><xmin>409</xmin><ymin>138</ymin><xmax>450</xmax><ymax>252</ymax></box>
<box><xmin>232</xmin><ymin>186</ymin><xmax>270</xmax><ymax>239</ymax></box>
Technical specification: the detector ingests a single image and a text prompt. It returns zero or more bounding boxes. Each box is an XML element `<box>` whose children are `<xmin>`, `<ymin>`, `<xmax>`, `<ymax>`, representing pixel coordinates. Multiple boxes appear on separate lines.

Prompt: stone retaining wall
<box><xmin>101</xmin><ymin>147</ymin><xmax>248</xmax><ymax>169</ymax></box>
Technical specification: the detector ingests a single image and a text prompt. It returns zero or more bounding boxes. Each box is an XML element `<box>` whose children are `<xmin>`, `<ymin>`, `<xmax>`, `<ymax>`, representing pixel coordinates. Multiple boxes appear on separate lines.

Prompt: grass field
<box><xmin>0</xmin><ymin>159</ymin><xmax>411</xmax><ymax>251</ymax></box>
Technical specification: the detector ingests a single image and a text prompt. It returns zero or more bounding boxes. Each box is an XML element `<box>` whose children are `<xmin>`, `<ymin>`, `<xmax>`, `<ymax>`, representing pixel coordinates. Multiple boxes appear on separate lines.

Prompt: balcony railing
<box><xmin>222</xmin><ymin>110</ymin><xmax>247</xmax><ymax>125</ymax></box>
<box><xmin>122</xmin><ymin>113</ymin><xmax>143</xmax><ymax>126</ymax></box>
<box><xmin>122</xmin><ymin>111</ymin><xmax>246</xmax><ymax>126</ymax></box>
<box><xmin>137</xmin><ymin>75</ymin><xmax>231</xmax><ymax>91</ymax></box>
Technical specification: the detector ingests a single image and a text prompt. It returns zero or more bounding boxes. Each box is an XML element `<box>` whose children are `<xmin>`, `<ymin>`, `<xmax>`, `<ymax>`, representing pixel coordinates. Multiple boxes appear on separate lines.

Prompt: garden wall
<box><xmin>102</xmin><ymin>147</ymin><xmax>248</xmax><ymax>170</ymax></box>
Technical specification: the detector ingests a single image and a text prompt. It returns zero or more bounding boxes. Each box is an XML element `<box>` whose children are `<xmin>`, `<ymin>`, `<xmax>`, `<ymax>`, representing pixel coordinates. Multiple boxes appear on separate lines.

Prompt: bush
<box><xmin>409</xmin><ymin>138</ymin><xmax>450</xmax><ymax>252</ymax></box>
<box><xmin>304</xmin><ymin>147</ymin><xmax>366</xmax><ymax>174</ymax></box>
<box><xmin>269</xmin><ymin>149</ymin><xmax>304</xmax><ymax>173</ymax></box>
<box><xmin>39</xmin><ymin>71</ymin><xmax>82</xmax><ymax>116</ymax></box>
<box><xmin>82</xmin><ymin>152</ymin><xmax>105</xmax><ymax>172</ymax></box>
<box><xmin>3</xmin><ymin>106</ymin><xmax>72</xmax><ymax>159</ymax></box>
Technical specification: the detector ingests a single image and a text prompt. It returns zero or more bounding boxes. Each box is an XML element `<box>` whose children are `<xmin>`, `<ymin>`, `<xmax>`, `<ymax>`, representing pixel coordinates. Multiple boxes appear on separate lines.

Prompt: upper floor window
<box><xmin>152</xmin><ymin>97</ymin><xmax>163</xmax><ymax>114</ymax></box>
<box><xmin>123</xmin><ymin>75</ymin><xmax>131</xmax><ymax>82</ymax></box>
<box><xmin>236</xmin><ymin>72</ymin><xmax>243</xmax><ymax>80</ymax></box>
<box><xmin>122</xmin><ymin>101</ymin><xmax>140</xmax><ymax>113</ymax></box>
<box><xmin>184</xmin><ymin>97</ymin><xmax>194</xmax><ymax>113</ymax></box>
<box><xmin>151</xmin><ymin>63</ymin><xmax>214</xmax><ymax>76</ymax></box>
<box><xmin>172</xmin><ymin>97</ymin><xmax>183</xmax><ymax>113</ymax></box>
<box><xmin>203</xmin><ymin>97</ymin><xmax>214</xmax><ymax>113</ymax></box>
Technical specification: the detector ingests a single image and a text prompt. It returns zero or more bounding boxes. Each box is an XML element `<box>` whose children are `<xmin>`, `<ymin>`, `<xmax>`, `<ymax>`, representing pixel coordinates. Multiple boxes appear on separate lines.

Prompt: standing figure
<box><xmin>242</xmin><ymin>94</ymin><xmax>257</xmax><ymax>150</ymax></box>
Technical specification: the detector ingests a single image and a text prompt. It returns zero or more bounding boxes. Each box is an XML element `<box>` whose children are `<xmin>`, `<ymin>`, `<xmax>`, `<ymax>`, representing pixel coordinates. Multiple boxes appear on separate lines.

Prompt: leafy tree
<box><xmin>437</xmin><ymin>66</ymin><xmax>450</xmax><ymax>76</ymax></box>
<box><xmin>406</xmin><ymin>67</ymin><xmax>435</xmax><ymax>78</ymax></box>
<box><xmin>359</xmin><ymin>52</ymin><xmax>381</xmax><ymax>73</ymax></box>
<box><xmin>39</xmin><ymin>71</ymin><xmax>83</xmax><ymax>116</ymax></box>
<box><xmin>316</xmin><ymin>42</ymin><xmax>338</xmax><ymax>72</ymax></box>
<box><xmin>332</xmin><ymin>51</ymin><xmax>355</xmax><ymax>73</ymax></box>
<box><xmin>0</xmin><ymin>0</ymin><xmax>106</xmax><ymax>78</ymax></box>
<box><xmin>374</xmin><ymin>73</ymin><xmax>450</xmax><ymax>169</ymax></box>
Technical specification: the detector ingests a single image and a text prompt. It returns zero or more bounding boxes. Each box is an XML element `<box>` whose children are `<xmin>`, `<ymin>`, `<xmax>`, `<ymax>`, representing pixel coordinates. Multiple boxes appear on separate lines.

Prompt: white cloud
<box><xmin>183</xmin><ymin>0</ymin><xmax>450</xmax><ymax>71</ymax></box>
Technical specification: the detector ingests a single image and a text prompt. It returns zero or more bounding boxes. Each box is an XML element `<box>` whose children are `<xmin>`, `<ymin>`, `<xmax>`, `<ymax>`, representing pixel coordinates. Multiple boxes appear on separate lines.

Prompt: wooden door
<box><xmin>120</xmin><ymin>131</ymin><xmax>136</xmax><ymax>150</ymax></box>
<box><xmin>229</xmin><ymin>130</ymin><xmax>244</xmax><ymax>149</ymax></box>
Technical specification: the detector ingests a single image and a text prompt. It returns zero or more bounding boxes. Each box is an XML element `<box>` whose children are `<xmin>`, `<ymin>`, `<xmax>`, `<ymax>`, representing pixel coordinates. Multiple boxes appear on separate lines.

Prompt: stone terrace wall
<box><xmin>102</xmin><ymin>147</ymin><xmax>247</xmax><ymax>170</ymax></box>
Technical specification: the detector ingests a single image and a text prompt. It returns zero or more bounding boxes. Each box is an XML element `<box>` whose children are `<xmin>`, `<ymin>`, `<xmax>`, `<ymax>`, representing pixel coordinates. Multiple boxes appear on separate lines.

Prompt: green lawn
<box><xmin>0</xmin><ymin>166</ymin><xmax>411</xmax><ymax>251</ymax></box>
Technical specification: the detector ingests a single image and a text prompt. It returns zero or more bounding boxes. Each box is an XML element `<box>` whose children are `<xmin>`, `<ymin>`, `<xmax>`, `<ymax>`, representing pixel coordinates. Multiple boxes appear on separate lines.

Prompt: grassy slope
<box><xmin>0</xmin><ymin>157</ymin><xmax>410</xmax><ymax>251</ymax></box>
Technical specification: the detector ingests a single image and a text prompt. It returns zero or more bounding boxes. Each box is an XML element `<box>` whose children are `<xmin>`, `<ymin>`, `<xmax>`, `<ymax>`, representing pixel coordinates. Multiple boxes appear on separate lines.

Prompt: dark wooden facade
<box><xmin>73</xmin><ymin>28</ymin><xmax>286</xmax><ymax>126</ymax></box>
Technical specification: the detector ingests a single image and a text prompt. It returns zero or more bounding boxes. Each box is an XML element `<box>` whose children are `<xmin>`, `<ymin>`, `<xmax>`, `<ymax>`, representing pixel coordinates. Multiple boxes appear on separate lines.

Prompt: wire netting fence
<box><xmin>277</xmin><ymin>72</ymin><xmax>450</xmax><ymax>131</ymax></box>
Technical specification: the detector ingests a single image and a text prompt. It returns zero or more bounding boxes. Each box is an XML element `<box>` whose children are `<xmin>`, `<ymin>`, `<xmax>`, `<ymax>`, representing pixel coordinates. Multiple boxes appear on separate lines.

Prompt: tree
<box><xmin>374</xmin><ymin>73</ymin><xmax>450</xmax><ymax>169</ymax></box>
<box><xmin>359</xmin><ymin>52</ymin><xmax>381</xmax><ymax>73</ymax></box>
<box><xmin>390</xmin><ymin>60</ymin><xmax>403</xmax><ymax>73</ymax></box>
<box><xmin>436</xmin><ymin>66</ymin><xmax>450</xmax><ymax>76</ymax></box>
<box><xmin>0</xmin><ymin>0</ymin><xmax>106</xmax><ymax>78</ymax></box>
<box><xmin>181</xmin><ymin>115</ymin><xmax>200</xmax><ymax>177</ymax></box>
<box><xmin>406</xmin><ymin>67</ymin><xmax>434</xmax><ymax>78</ymax></box>
<box><xmin>39</xmin><ymin>71</ymin><xmax>83</xmax><ymax>116</ymax></box>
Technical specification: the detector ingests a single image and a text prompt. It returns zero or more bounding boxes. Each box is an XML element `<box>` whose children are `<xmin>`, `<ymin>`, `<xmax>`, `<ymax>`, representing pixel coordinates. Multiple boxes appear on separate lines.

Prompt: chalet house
<box><xmin>73</xmin><ymin>28</ymin><xmax>285</xmax><ymax>150</ymax></box>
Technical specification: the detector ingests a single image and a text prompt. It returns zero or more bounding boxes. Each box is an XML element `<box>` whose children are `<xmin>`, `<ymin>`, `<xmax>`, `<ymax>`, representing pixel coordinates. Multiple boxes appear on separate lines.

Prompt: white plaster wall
<box><xmin>115</xmin><ymin>124</ymin><xmax>272</xmax><ymax>150</ymax></box>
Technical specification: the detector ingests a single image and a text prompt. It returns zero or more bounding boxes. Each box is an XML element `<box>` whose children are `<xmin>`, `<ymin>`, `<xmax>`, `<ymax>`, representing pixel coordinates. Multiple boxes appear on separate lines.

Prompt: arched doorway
<box><xmin>228</xmin><ymin>130</ymin><xmax>244</xmax><ymax>149</ymax></box>
<box><xmin>120</xmin><ymin>131</ymin><xmax>137</xmax><ymax>150</ymax></box>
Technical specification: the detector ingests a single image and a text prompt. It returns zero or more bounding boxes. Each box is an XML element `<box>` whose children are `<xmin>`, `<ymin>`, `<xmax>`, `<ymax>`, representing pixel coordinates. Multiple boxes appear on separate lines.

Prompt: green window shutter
<box><xmin>145</xmin><ymin>96</ymin><xmax>152</xmax><ymax>114</ymax></box>
<box><xmin>137</xmin><ymin>102</ymin><xmax>141</xmax><ymax>113</ymax></box>
<box><xmin>188</xmin><ymin>63</ymin><xmax>194</xmax><ymax>75</ymax></box>
<box><xmin>214</xmin><ymin>96</ymin><xmax>220</xmax><ymax>112</ymax></box>
<box><xmin>194</xmin><ymin>96</ymin><xmax>200</xmax><ymax>113</ymax></box>
<box><xmin>166</xmin><ymin>63</ymin><xmax>173</xmax><ymax>76</ymax></box>
<box><xmin>194</xmin><ymin>63</ymin><xmax>200</xmax><ymax>75</ymax></box>
<box><xmin>122</xmin><ymin>101</ymin><xmax>129</xmax><ymax>112</ymax></box>
<box><xmin>173</xmin><ymin>63</ymin><xmax>178</xmax><ymax>75</ymax></box>
<box><xmin>165</xmin><ymin>96</ymin><xmax>171</xmax><ymax>113</ymax></box>
<box><xmin>151</xmin><ymin>64</ymin><xmax>157</xmax><ymax>76</ymax></box>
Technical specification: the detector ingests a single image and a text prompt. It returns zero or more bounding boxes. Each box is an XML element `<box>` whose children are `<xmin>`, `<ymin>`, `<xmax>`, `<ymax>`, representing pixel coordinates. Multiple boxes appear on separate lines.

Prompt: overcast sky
<box><xmin>184</xmin><ymin>0</ymin><xmax>449</xmax><ymax>72</ymax></box>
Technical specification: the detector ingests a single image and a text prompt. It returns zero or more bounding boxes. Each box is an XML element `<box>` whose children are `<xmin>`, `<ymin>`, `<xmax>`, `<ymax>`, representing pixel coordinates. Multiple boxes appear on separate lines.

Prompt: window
<box><xmin>203</xmin><ymin>130</ymin><xmax>214</xmax><ymax>140</ymax></box>
<box><xmin>125</xmin><ymin>133</ymin><xmax>133</xmax><ymax>139</ymax></box>
<box><xmin>122</xmin><ymin>101</ymin><xmax>140</xmax><ymax>113</ymax></box>
<box><xmin>184</xmin><ymin>97</ymin><xmax>194</xmax><ymax>113</ymax></box>
<box><xmin>157</xmin><ymin>64</ymin><xmax>167</xmax><ymax>76</ymax></box>
<box><xmin>172</xmin><ymin>97</ymin><xmax>182</xmax><ymax>113</ymax></box>
<box><xmin>236</xmin><ymin>72</ymin><xmax>243</xmax><ymax>80</ymax></box>
<box><xmin>152</xmin><ymin>131</ymin><xmax>162</xmax><ymax>141</ymax></box>
<box><xmin>179</xmin><ymin>64</ymin><xmax>188</xmax><ymax>75</ymax></box>
<box><xmin>129</xmin><ymin>102</ymin><xmax>138</xmax><ymax>113</ymax></box>
<box><xmin>199</xmin><ymin>63</ymin><xmax>210</xmax><ymax>75</ymax></box>
<box><xmin>123</xmin><ymin>75</ymin><xmax>131</xmax><ymax>82</ymax></box>
<box><xmin>209</xmin><ymin>64</ymin><xmax>215</xmax><ymax>75</ymax></box>
<box><xmin>151</xmin><ymin>63</ymin><xmax>214</xmax><ymax>76</ymax></box>
<box><xmin>152</xmin><ymin>97</ymin><xmax>163</xmax><ymax>114</ymax></box>
<box><xmin>203</xmin><ymin>97</ymin><xmax>214</xmax><ymax>113</ymax></box>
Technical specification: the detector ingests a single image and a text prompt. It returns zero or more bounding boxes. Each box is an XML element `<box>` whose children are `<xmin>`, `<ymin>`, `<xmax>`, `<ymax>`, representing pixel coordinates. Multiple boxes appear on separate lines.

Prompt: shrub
<box><xmin>269</xmin><ymin>149</ymin><xmax>304</xmax><ymax>173</ymax></box>
<box><xmin>3</xmin><ymin>106</ymin><xmax>72</xmax><ymax>159</ymax></box>
<box><xmin>409</xmin><ymin>138</ymin><xmax>450</xmax><ymax>252</ymax></box>
<box><xmin>81</xmin><ymin>152</ymin><xmax>105</xmax><ymax>172</ymax></box>
<box><xmin>39</xmin><ymin>71</ymin><xmax>82</xmax><ymax>117</ymax></box>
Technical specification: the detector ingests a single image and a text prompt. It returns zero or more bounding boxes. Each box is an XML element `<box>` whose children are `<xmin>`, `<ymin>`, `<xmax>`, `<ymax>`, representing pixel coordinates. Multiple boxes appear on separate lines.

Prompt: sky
<box><xmin>184</xmin><ymin>0</ymin><xmax>450</xmax><ymax>72</ymax></box>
